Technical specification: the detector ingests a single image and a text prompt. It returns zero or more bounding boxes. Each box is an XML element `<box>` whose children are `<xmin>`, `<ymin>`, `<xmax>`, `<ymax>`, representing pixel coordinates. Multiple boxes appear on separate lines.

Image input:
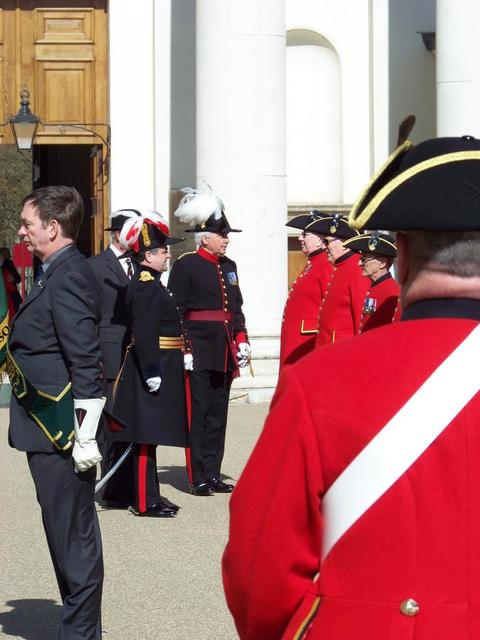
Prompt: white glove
<box><xmin>184</xmin><ymin>353</ymin><xmax>194</xmax><ymax>371</ymax></box>
<box><xmin>72</xmin><ymin>397</ymin><xmax>105</xmax><ymax>473</ymax></box>
<box><xmin>146</xmin><ymin>376</ymin><xmax>161</xmax><ymax>392</ymax></box>
<box><xmin>237</xmin><ymin>342</ymin><xmax>251</xmax><ymax>368</ymax></box>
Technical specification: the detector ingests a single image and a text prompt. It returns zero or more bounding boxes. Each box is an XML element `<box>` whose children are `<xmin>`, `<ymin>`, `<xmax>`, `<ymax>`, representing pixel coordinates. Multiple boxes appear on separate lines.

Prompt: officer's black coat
<box><xmin>167</xmin><ymin>249</ymin><xmax>247</xmax><ymax>372</ymax></box>
<box><xmin>88</xmin><ymin>246</ymin><xmax>130</xmax><ymax>381</ymax></box>
<box><xmin>107</xmin><ymin>266</ymin><xmax>187</xmax><ymax>447</ymax></box>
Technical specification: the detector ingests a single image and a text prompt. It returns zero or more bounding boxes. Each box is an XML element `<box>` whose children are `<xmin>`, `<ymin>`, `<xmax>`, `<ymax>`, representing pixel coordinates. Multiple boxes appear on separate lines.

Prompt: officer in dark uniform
<box><xmin>105</xmin><ymin>212</ymin><xmax>189</xmax><ymax>517</ymax></box>
<box><xmin>88</xmin><ymin>208</ymin><xmax>140</xmax><ymax>507</ymax></box>
<box><xmin>343</xmin><ymin>231</ymin><xmax>401</xmax><ymax>332</ymax></box>
<box><xmin>8</xmin><ymin>185</ymin><xmax>104</xmax><ymax>639</ymax></box>
<box><xmin>168</xmin><ymin>184</ymin><xmax>250</xmax><ymax>496</ymax></box>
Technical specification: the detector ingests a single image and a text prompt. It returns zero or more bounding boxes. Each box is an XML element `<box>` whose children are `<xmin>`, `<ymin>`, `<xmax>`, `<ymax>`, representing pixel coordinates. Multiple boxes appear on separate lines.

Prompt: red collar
<box><xmin>197</xmin><ymin>247</ymin><xmax>219</xmax><ymax>264</ymax></box>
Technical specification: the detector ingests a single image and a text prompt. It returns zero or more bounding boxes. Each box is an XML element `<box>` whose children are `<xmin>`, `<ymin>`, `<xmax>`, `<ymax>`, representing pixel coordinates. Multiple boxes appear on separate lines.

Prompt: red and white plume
<box><xmin>119</xmin><ymin>209</ymin><xmax>170</xmax><ymax>253</ymax></box>
<box><xmin>174</xmin><ymin>181</ymin><xmax>224</xmax><ymax>226</ymax></box>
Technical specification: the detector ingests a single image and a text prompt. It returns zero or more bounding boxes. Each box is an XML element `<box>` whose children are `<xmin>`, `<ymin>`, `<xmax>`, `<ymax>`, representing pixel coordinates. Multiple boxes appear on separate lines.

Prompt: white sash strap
<box><xmin>322</xmin><ymin>324</ymin><xmax>480</xmax><ymax>561</ymax></box>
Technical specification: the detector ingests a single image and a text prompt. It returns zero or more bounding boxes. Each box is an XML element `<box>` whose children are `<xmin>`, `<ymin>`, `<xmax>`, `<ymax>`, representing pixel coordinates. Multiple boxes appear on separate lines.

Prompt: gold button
<box><xmin>399</xmin><ymin>599</ymin><xmax>419</xmax><ymax>617</ymax></box>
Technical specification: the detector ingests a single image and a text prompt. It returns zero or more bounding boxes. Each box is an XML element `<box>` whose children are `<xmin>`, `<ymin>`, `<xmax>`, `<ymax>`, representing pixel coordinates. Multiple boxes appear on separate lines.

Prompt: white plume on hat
<box><xmin>119</xmin><ymin>209</ymin><xmax>170</xmax><ymax>250</ymax></box>
<box><xmin>174</xmin><ymin>181</ymin><xmax>224</xmax><ymax>226</ymax></box>
<box><xmin>109</xmin><ymin>208</ymin><xmax>141</xmax><ymax>225</ymax></box>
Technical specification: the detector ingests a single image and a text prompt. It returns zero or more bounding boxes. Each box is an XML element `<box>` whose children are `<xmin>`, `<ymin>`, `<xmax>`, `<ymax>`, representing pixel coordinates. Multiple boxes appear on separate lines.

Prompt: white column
<box><xmin>109</xmin><ymin>1</ymin><xmax>156</xmax><ymax>211</ymax></box>
<box><xmin>196</xmin><ymin>0</ymin><xmax>287</xmax><ymax>337</ymax></box>
<box><xmin>437</xmin><ymin>0</ymin><xmax>480</xmax><ymax>137</ymax></box>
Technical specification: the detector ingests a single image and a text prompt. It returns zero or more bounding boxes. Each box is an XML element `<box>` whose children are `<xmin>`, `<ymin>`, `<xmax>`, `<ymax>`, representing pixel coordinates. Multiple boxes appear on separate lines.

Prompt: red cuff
<box><xmin>235</xmin><ymin>332</ymin><xmax>248</xmax><ymax>347</ymax></box>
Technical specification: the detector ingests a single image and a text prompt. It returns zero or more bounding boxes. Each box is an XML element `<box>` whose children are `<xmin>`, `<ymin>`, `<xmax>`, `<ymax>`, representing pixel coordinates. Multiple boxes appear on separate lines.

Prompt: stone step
<box><xmin>249</xmin><ymin>358</ymin><xmax>279</xmax><ymax>376</ymax></box>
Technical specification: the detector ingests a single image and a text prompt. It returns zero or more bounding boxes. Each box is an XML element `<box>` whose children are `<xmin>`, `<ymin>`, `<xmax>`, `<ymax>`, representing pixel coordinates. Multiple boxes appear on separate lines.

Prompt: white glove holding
<box><xmin>184</xmin><ymin>353</ymin><xmax>194</xmax><ymax>371</ymax></box>
<box><xmin>237</xmin><ymin>342</ymin><xmax>251</xmax><ymax>368</ymax></box>
<box><xmin>146</xmin><ymin>376</ymin><xmax>161</xmax><ymax>392</ymax></box>
<box><xmin>72</xmin><ymin>397</ymin><xmax>105</xmax><ymax>473</ymax></box>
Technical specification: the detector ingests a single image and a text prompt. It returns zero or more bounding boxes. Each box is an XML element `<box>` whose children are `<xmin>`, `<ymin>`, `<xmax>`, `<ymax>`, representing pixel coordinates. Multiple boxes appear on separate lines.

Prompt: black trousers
<box><xmin>101</xmin><ymin>441</ymin><xmax>135</xmax><ymax>506</ymax></box>
<box><xmin>27</xmin><ymin>452</ymin><xmax>103</xmax><ymax>640</ymax></box>
<box><xmin>102</xmin><ymin>443</ymin><xmax>160</xmax><ymax>512</ymax></box>
<box><xmin>189</xmin><ymin>369</ymin><xmax>232</xmax><ymax>485</ymax></box>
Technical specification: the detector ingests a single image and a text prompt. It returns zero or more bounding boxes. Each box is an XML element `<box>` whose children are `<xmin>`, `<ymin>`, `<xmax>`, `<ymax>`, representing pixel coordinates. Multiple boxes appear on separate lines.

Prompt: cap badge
<box><xmin>139</xmin><ymin>270</ymin><xmax>155</xmax><ymax>282</ymax></box>
<box><xmin>368</xmin><ymin>232</ymin><xmax>379</xmax><ymax>251</ymax></box>
<box><xmin>141</xmin><ymin>223</ymin><xmax>151</xmax><ymax>247</ymax></box>
<box><xmin>330</xmin><ymin>214</ymin><xmax>340</xmax><ymax>234</ymax></box>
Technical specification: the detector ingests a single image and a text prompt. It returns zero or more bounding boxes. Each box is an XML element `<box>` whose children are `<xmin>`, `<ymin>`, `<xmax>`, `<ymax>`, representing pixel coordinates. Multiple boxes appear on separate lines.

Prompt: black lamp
<box><xmin>10</xmin><ymin>88</ymin><xmax>40</xmax><ymax>151</ymax></box>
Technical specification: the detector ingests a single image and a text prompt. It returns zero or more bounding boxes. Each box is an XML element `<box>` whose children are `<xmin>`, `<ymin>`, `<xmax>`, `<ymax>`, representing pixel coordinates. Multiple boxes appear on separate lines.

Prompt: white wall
<box><xmin>109</xmin><ymin>0</ymin><xmax>172</xmax><ymax>214</ymax></box>
<box><xmin>286</xmin><ymin>0</ymin><xmax>372</xmax><ymax>204</ymax></box>
<box><xmin>287</xmin><ymin>31</ymin><xmax>342</xmax><ymax>204</ymax></box>
<box><xmin>388</xmin><ymin>0</ymin><xmax>436</xmax><ymax>147</ymax></box>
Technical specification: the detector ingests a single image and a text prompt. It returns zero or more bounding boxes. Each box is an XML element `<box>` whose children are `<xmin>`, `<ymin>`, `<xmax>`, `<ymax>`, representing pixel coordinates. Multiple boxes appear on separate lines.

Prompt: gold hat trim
<box><xmin>349</xmin><ymin>147</ymin><xmax>480</xmax><ymax>229</ymax></box>
<box><xmin>343</xmin><ymin>234</ymin><xmax>397</xmax><ymax>252</ymax></box>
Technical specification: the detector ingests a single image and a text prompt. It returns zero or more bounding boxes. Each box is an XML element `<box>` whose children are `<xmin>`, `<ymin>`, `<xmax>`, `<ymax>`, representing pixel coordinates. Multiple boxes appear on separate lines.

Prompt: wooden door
<box><xmin>0</xmin><ymin>1</ymin><xmax>108</xmax><ymax>254</ymax></box>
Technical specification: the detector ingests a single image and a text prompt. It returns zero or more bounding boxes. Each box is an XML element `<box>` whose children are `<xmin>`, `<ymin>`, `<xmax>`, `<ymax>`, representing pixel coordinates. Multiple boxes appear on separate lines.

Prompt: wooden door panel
<box><xmin>35</xmin><ymin>8</ymin><xmax>94</xmax><ymax>42</ymax></box>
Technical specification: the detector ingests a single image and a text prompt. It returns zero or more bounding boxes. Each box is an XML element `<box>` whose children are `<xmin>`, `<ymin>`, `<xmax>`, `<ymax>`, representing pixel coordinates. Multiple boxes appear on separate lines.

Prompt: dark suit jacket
<box><xmin>167</xmin><ymin>249</ymin><xmax>248</xmax><ymax>372</ymax></box>
<box><xmin>8</xmin><ymin>244</ymin><xmax>102</xmax><ymax>453</ymax></box>
<box><xmin>88</xmin><ymin>246</ymin><xmax>130</xmax><ymax>380</ymax></box>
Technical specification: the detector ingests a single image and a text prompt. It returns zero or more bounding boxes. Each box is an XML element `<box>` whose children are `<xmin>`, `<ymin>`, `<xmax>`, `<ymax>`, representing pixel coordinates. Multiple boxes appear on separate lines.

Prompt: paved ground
<box><xmin>0</xmin><ymin>403</ymin><xmax>269</xmax><ymax>640</ymax></box>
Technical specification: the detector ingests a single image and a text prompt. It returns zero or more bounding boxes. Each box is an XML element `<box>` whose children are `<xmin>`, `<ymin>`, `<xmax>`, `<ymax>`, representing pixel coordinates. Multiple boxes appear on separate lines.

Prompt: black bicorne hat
<box><xmin>349</xmin><ymin>135</ymin><xmax>480</xmax><ymax>231</ymax></box>
<box><xmin>343</xmin><ymin>232</ymin><xmax>397</xmax><ymax>257</ymax></box>
<box><xmin>174</xmin><ymin>183</ymin><xmax>242</xmax><ymax>234</ymax></box>
<box><xmin>285</xmin><ymin>210</ymin><xmax>323</xmax><ymax>231</ymax></box>
<box><xmin>305</xmin><ymin>213</ymin><xmax>360</xmax><ymax>239</ymax></box>
<box><xmin>119</xmin><ymin>212</ymin><xmax>183</xmax><ymax>257</ymax></box>
<box><xmin>186</xmin><ymin>210</ymin><xmax>241</xmax><ymax>234</ymax></box>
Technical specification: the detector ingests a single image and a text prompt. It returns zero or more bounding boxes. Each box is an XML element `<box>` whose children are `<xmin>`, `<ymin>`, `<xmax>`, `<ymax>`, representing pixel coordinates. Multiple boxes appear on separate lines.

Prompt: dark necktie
<box><xmin>34</xmin><ymin>264</ymin><xmax>44</xmax><ymax>286</ymax></box>
<box><xmin>126</xmin><ymin>258</ymin><xmax>134</xmax><ymax>280</ymax></box>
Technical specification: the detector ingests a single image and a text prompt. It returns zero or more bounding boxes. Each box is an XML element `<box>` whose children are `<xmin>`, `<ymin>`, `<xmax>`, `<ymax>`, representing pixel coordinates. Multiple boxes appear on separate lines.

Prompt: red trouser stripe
<box><xmin>184</xmin><ymin>372</ymin><xmax>193</xmax><ymax>484</ymax></box>
<box><xmin>138</xmin><ymin>444</ymin><xmax>149</xmax><ymax>513</ymax></box>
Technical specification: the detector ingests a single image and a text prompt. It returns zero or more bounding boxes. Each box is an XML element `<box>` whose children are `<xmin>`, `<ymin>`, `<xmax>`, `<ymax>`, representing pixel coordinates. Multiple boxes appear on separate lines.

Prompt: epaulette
<box><xmin>176</xmin><ymin>251</ymin><xmax>197</xmax><ymax>261</ymax></box>
<box><xmin>139</xmin><ymin>270</ymin><xmax>155</xmax><ymax>282</ymax></box>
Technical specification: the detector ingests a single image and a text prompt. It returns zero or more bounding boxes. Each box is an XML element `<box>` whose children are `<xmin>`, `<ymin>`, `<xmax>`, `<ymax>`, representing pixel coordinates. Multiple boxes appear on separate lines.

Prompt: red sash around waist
<box><xmin>184</xmin><ymin>310</ymin><xmax>233</xmax><ymax>322</ymax></box>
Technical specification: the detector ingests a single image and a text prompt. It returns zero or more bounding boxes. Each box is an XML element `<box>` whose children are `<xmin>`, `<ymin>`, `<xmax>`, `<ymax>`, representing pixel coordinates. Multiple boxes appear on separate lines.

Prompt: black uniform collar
<box><xmin>371</xmin><ymin>272</ymin><xmax>392</xmax><ymax>288</ymax></box>
<box><xmin>402</xmin><ymin>298</ymin><xmax>480</xmax><ymax>322</ymax></box>
<box><xmin>308</xmin><ymin>248</ymin><xmax>325</xmax><ymax>260</ymax></box>
<box><xmin>335</xmin><ymin>250</ymin><xmax>355</xmax><ymax>266</ymax></box>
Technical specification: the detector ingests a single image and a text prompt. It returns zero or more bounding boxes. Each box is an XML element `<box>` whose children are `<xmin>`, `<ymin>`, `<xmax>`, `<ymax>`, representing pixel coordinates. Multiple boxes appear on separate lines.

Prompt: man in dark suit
<box><xmin>168</xmin><ymin>184</ymin><xmax>250</xmax><ymax>496</ymax></box>
<box><xmin>88</xmin><ymin>208</ymin><xmax>139</xmax><ymax>507</ymax></box>
<box><xmin>7</xmin><ymin>185</ymin><xmax>104</xmax><ymax>640</ymax></box>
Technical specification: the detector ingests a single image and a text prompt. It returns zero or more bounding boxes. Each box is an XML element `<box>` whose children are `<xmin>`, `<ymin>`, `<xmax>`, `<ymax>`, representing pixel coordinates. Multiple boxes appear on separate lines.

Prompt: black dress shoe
<box><xmin>190</xmin><ymin>482</ymin><xmax>214</xmax><ymax>496</ymax></box>
<box><xmin>207</xmin><ymin>478</ymin><xmax>234</xmax><ymax>493</ymax></box>
<box><xmin>128</xmin><ymin>504</ymin><xmax>176</xmax><ymax>518</ymax></box>
<box><xmin>158</xmin><ymin>496</ymin><xmax>180</xmax><ymax>512</ymax></box>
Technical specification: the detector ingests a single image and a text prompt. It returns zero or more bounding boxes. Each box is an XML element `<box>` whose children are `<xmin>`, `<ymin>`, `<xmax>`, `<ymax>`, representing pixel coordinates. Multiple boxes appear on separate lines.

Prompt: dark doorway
<box><xmin>32</xmin><ymin>144</ymin><xmax>97</xmax><ymax>257</ymax></box>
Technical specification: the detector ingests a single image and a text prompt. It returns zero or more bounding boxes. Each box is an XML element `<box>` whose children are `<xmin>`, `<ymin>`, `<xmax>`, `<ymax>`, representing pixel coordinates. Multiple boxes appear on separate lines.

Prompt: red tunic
<box><xmin>360</xmin><ymin>272</ymin><xmax>401</xmax><ymax>333</ymax></box>
<box><xmin>315</xmin><ymin>252</ymin><xmax>370</xmax><ymax>346</ymax></box>
<box><xmin>280</xmin><ymin>250</ymin><xmax>332</xmax><ymax>368</ymax></box>
<box><xmin>223</xmin><ymin>299</ymin><xmax>480</xmax><ymax>639</ymax></box>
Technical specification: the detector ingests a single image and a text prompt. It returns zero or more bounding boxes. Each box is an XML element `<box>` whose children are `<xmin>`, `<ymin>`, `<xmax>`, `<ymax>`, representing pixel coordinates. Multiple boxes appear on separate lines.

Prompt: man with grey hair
<box><xmin>169</xmin><ymin>185</ymin><xmax>249</xmax><ymax>496</ymax></box>
<box><xmin>223</xmin><ymin>135</ymin><xmax>480</xmax><ymax>639</ymax></box>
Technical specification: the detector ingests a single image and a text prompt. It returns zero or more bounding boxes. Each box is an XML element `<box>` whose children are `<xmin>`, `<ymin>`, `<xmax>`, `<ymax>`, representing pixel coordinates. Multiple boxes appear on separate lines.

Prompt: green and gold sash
<box><xmin>6</xmin><ymin>348</ymin><xmax>74</xmax><ymax>451</ymax></box>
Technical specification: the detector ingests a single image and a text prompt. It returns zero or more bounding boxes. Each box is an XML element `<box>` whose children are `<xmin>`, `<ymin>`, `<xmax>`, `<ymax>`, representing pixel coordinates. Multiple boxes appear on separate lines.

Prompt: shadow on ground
<box><xmin>157</xmin><ymin>465</ymin><xmax>235</xmax><ymax>494</ymax></box>
<box><xmin>0</xmin><ymin>599</ymin><xmax>61</xmax><ymax>639</ymax></box>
